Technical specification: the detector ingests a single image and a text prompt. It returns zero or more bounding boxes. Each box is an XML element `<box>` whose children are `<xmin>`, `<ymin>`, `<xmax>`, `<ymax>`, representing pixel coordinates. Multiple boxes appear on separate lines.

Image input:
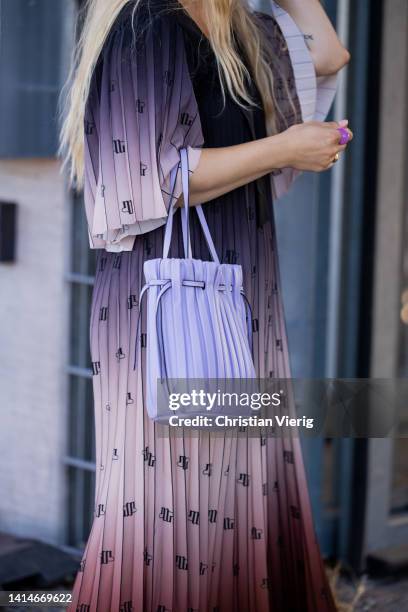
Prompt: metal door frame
<box><xmin>364</xmin><ymin>0</ymin><xmax>408</xmax><ymax>556</ymax></box>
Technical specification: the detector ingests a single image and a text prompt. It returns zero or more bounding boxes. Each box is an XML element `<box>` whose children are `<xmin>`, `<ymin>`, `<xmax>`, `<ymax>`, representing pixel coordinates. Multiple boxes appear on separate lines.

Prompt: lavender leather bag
<box><xmin>134</xmin><ymin>148</ymin><xmax>256</xmax><ymax>422</ymax></box>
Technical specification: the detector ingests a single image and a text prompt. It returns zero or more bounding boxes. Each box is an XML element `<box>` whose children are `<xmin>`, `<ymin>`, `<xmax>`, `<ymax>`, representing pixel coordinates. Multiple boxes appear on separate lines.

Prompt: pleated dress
<box><xmin>68</xmin><ymin>1</ymin><xmax>338</xmax><ymax>611</ymax></box>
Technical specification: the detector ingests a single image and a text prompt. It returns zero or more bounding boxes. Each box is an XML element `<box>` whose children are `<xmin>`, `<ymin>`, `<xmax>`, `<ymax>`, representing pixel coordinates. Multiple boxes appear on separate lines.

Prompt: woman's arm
<box><xmin>277</xmin><ymin>0</ymin><xmax>350</xmax><ymax>76</ymax></box>
<box><xmin>188</xmin><ymin>120</ymin><xmax>352</xmax><ymax>205</ymax></box>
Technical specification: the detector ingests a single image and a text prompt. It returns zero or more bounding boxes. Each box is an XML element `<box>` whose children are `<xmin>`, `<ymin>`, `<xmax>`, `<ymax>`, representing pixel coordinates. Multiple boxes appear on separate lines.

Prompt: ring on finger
<box><xmin>337</xmin><ymin>127</ymin><xmax>351</xmax><ymax>145</ymax></box>
<box><xmin>333</xmin><ymin>153</ymin><xmax>340</xmax><ymax>163</ymax></box>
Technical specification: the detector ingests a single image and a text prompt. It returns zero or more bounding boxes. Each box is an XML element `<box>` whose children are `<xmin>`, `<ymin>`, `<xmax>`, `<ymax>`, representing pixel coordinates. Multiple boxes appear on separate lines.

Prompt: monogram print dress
<box><xmin>68</xmin><ymin>1</ymin><xmax>338</xmax><ymax>610</ymax></box>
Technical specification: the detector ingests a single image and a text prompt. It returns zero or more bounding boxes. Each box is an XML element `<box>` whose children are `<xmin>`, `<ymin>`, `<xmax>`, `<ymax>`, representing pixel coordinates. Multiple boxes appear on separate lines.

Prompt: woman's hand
<box><xmin>276</xmin><ymin>120</ymin><xmax>353</xmax><ymax>172</ymax></box>
<box><xmin>188</xmin><ymin>120</ymin><xmax>353</xmax><ymax>205</ymax></box>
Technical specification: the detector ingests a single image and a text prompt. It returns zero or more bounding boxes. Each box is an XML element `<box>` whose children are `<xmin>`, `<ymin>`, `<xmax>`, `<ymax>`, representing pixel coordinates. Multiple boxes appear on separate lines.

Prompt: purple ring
<box><xmin>338</xmin><ymin>127</ymin><xmax>350</xmax><ymax>145</ymax></box>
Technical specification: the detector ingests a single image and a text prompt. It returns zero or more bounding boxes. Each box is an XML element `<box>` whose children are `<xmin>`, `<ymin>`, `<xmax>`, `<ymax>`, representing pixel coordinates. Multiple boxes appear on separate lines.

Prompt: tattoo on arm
<box><xmin>303</xmin><ymin>33</ymin><xmax>314</xmax><ymax>49</ymax></box>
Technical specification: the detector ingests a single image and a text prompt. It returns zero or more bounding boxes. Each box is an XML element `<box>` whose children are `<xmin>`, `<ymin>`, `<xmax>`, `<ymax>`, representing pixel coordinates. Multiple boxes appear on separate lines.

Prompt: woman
<box><xmin>61</xmin><ymin>0</ymin><xmax>351</xmax><ymax>610</ymax></box>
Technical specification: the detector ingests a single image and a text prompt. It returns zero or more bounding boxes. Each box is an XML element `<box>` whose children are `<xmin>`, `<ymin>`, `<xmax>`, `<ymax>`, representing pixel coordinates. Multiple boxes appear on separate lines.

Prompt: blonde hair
<box><xmin>60</xmin><ymin>0</ymin><xmax>294</xmax><ymax>187</ymax></box>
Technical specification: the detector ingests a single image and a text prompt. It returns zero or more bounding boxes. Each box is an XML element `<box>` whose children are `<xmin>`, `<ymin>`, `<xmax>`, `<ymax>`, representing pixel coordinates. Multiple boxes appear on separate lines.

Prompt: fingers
<box><xmin>304</xmin><ymin>120</ymin><xmax>354</xmax><ymax>142</ymax></box>
<box><xmin>326</xmin><ymin>127</ymin><xmax>353</xmax><ymax>146</ymax></box>
<box><xmin>320</xmin><ymin>119</ymin><xmax>354</xmax><ymax>142</ymax></box>
<box><xmin>335</xmin><ymin>126</ymin><xmax>354</xmax><ymax>143</ymax></box>
<box><xmin>329</xmin><ymin>144</ymin><xmax>347</xmax><ymax>158</ymax></box>
<box><xmin>326</xmin><ymin>124</ymin><xmax>354</xmax><ymax>146</ymax></box>
<box><xmin>324</xmin><ymin>158</ymin><xmax>337</xmax><ymax>171</ymax></box>
<box><xmin>324</xmin><ymin>145</ymin><xmax>346</xmax><ymax>170</ymax></box>
<box><xmin>298</xmin><ymin>119</ymin><xmax>353</xmax><ymax>172</ymax></box>
<box><xmin>325</xmin><ymin>145</ymin><xmax>347</xmax><ymax>170</ymax></box>
<box><xmin>305</xmin><ymin>120</ymin><xmax>339</xmax><ymax>128</ymax></box>
<box><xmin>342</xmin><ymin>128</ymin><xmax>354</xmax><ymax>142</ymax></box>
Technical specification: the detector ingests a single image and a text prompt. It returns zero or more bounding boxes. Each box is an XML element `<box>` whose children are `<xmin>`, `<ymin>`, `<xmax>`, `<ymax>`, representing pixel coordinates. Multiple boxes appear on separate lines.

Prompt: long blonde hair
<box><xmin>60</xmin><ymin>0</ymin><xmax>292</xmax><ymax>187</ymax></box>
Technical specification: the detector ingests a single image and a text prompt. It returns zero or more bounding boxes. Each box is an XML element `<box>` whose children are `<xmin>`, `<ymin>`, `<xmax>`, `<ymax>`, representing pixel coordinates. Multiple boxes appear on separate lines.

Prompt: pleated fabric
<box><xmin>69</xmin><ymin>203</ymin><xmax>336</xmax><ymax>612</ymax></box>
<box><xmin>83</xmin><ymin>1</ymin><xmax>204</xmax><ymax>252</ymax></box>
<box><xmin>261</xmin><ymin>3</ymin><xmax>338</xmax><ymax>200</ymax></box>
<box><xmin>68</xmin><ymin>2</ymin><xmax>338</xmax><ymax>610</ymax></box>
<box><xmin>142</xmin><ymin>252</ymin><xmax>256</xmax><ymax>421</ymax></box>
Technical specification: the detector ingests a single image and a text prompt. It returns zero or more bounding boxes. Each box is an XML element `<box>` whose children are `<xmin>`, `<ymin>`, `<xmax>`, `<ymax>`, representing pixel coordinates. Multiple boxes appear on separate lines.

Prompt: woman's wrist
<box><xmin>263</xmin><ymin>132</ymin><xmax>293</xmax><ymax>171</ymax></box>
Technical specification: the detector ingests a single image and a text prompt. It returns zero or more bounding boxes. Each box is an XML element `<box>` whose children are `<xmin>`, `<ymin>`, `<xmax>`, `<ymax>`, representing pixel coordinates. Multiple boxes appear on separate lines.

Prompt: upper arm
<box><xmin>271</xmin><ymin>1</ymin><xmax>350</xmax><ymax>76</ymax></box>
<box><xmin>83</xmin><ymin>7</ymin><xmax>204</xmax><ymax>252</ymax></box>
<box><xmin>254</xmin><ymin>8</ymin><xmax>338</xmax><ymax>199</ymax></box>
<box><xmin>256</xmin><ymin>8</ymin><xmax>338</xmax><ymax>123</ymax></box>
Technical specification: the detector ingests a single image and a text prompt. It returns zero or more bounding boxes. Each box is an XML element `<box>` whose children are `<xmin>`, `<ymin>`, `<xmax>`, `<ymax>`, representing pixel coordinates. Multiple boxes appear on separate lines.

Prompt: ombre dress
<box><xmin>68</xmin><ymin>2</ymin><xmax>338</xmax><ymax>611</ymax></box>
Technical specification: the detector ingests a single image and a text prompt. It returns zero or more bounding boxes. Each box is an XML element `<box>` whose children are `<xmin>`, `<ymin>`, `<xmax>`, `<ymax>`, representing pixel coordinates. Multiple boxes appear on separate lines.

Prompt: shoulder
<box><xmin>106</xmin><ymin>0</ymin><xmax>181</xmax><ymax>48</ymax></box>
<box><xmin>90</xmin><ymin>1</ymin><xmax>193</xmax><ymax>102</ymax></box>
<box><xmin>91</xmin><ymin>0</ymin><xmax>187</xmax><ymax>83</ymax></box>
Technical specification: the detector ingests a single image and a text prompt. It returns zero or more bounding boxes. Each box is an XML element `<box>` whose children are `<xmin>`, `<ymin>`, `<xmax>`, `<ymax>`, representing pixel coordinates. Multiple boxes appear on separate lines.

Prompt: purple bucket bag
<box><xmin>134</xmin><ymin>148</ymin><xmax>256</xmax><ymax>422</ymax></box>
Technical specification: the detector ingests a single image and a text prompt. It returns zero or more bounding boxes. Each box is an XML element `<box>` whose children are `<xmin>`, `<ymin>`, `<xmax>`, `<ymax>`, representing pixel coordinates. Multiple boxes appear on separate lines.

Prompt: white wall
<box><xmin>0</xmin><ymin>159</ymin><xmax>70</xmax><ymax>545</ymax></box>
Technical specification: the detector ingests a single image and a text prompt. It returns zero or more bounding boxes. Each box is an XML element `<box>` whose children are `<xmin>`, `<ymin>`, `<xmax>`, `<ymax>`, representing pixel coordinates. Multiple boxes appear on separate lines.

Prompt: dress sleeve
<box><xmin>256</xmin><ymin>3</ymin><xmax>338</xmax><ymax>201</ymax></box>
<box><xmin>83</xmin><ymin>8</ymin><xmax>204</xmax><ymax>252</ymax></box>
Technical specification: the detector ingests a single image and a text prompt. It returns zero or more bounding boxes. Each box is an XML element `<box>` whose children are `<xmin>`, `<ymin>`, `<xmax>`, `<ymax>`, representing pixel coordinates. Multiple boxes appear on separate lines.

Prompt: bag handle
<box><xmin>180</xmin><ymin>147</ymin><xmax>192</xmax><ymax>259</ymax></box>
<box><xmin>162</xmin><ymin>148</ymin><xmax>220</xmax><ymax>264</ymax></box>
